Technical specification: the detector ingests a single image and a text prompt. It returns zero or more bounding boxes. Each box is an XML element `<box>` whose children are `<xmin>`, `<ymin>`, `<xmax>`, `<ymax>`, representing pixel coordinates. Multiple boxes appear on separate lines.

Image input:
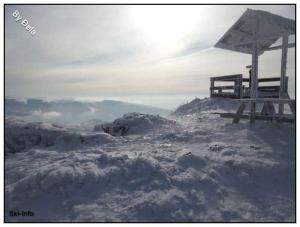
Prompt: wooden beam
<box><xmin>250</xmin><ymin>100</ymin><xmax>256</xmax><ymax>123</ymax></box>
<box><xmin>211</xmin><ymin>86</ymin><xmax>236</xmax><ymax>90</ymax></box>
<box><xmin>258</xmin><ymin>85</ymin><xmax>280</xmax><ymax>90</ymax></box>
<box><xmin>279</xmin><ymin>35</ymin><xmax>289</xmax><ymax>114</ymax></box>
<box><xmin>257</xmin><ymin>77</ymin><xmax>281</xmax><ymax>82</ymax></box>
<box><xmin>210</xmin><ymin>78</ymin><xmax>214</xmax><ymax>97</ymax></box>
<box><xmin>219</xmin><ymin>112</ymin><xmax>294</xmax><ymax>123</ymax></box>
<box><xmin>289</xmin><ymin>102</ymin><xmax>296</xmax><ymax>115</ymax></box>
<box><xmin>210</xmin><ymin>74</ymin><xmax>242</xmax><ymax>81</ymax></box>
<box><xmin>243</xmin><ymin>77</ymin><xmax>284</xmax><ymax>82</ymax></box>
<box><xmin>211</xmin><ymin>93</ymin><xmax>241</xmax><ymax>98</ymax></box>
<box><xmin>233</xmin><ymin>102</ymin><xmax>246</xmax><ymax>123</ymax></box>
<box><xmin>261</xmin><ymin>101</ymin><xmax>275</xmax><ymax>117</ymax></box>
<box><xmin>264</xmin><ymin>43</ymin><xmax>295</xmax><ymax>51</ymax></box>
<box><xmin>237</xmin><ymin>98</ymin><xmax>295</xmax><ymax>104</ymax></box>
<box><xmin>238</xmin><ymin>76</ymin><xmax>243</xmax><ymax>98</ymax></box>
<box><xmin>251</xmin><ymin>43</ymin><xmax>258</xmax><ymax>98</ymax></box>
<box><xmin>250</xmin><ymin>18</ymin><xmax>259</xmax><ymax>123</ymax></box>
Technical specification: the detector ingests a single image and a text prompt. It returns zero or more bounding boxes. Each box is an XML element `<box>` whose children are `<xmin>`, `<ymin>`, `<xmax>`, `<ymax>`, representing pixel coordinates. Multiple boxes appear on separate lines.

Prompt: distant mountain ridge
<box><xmin>5</xmin><ymin>97</ymin><xmax>171</xmax><ymax>124</ymax></box>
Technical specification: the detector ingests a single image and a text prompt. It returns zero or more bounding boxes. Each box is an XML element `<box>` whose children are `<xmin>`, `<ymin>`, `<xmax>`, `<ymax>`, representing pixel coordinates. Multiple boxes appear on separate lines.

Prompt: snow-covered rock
<box><xmin>5</xmin><ymin>119</ymin><xmax>118</xmax><ymax>155</ymax></box>
<box><xmin>94</xmin><ymin>113</ymin><xmax>178</xmax><ymax>136</ymax></box>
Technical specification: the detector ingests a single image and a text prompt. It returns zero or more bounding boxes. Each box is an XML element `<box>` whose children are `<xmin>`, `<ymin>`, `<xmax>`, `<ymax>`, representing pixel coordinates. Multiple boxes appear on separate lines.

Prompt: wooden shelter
<box><xmin>213</xmin><ymin>9</ymin><xmax>295</xmax><ymax>123</ymax></box>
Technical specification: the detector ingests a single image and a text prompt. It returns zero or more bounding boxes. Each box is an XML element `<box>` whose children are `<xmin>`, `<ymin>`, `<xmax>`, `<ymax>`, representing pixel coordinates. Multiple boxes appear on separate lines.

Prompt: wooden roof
<box><xmin>214</xmin><ymin>9</ymin><xmax>295</xmax><ymax>55</ymax></box>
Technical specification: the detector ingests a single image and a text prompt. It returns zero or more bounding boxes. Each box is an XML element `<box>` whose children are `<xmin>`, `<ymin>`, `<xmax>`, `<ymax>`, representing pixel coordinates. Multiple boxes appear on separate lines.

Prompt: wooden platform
<box><xmin>218</xmin><ymin>112</ymin><xmax>294</xmax><ymax>123</ymax></box>
<box><xmin>215</xmin><ymin>98</ymin><xmax>295</xmax><ymax>123</ymax></box>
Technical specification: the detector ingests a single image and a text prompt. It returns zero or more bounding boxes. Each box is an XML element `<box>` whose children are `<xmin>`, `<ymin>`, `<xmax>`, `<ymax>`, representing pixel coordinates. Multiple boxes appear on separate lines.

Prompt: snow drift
<box><xmin>5</xmin><ymin>119</ymin><xmax>119</xmax><ymax>155</ymax></box>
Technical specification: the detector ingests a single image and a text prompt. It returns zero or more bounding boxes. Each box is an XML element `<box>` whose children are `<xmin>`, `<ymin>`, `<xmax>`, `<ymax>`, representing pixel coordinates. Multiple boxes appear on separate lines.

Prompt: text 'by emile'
<box><xmin>12</xmin><ymin>10</ymin><xmax>37</xmax><ymax>36</ymax></box>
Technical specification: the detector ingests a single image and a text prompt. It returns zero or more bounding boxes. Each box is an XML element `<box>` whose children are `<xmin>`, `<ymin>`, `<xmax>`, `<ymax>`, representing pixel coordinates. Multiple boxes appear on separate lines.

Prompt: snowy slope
<box><xmin>172</xmin><ymin>97</ymin><xmax>240</xmax><ymax>115</ymax></box>
<box><xmin>5</xmin><ymin>98</ymin><xmax>295</xmax><ymax>222</ymax></box>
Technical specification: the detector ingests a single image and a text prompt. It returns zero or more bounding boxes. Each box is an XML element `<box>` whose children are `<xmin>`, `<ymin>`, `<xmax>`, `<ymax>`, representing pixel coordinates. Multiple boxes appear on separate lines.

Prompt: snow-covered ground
<box><xmin>5</xmin><ymin>98</ymin><xmax>295</xmax><ymax>222</ymax></box>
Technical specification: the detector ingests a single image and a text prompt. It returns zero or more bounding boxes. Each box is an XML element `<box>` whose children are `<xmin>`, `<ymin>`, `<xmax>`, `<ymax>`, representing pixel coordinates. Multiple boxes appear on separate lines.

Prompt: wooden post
<box><xmin>234</xmin><ymin>79</ymin><xmax>238</xmax><ymax>98</ymax></box>
<box><xmin>289</xmin><ymin>100</ymin><xmax>295</xmax><ymax>115</ymax></box>
<box><xmin>233</xmin><ymin>102</ymin><xmax>246</xmax><ymax>123</ymax></box>
<box><xmin>284</xmin><ymin>77</ymin><xmax>289</xmax><ymax>94</ymax></box>
<box><xmin>251</xmin><ymin>44</ymin><xmax>258</xmax><ymax>99</ymax></box>
<box><xmin>279</xmin><ymin>35</ymin><xmax>289</xmax><ymax>114</ymax></box>
<box><xmin>210</xmin><ymin>78</ymin><xmax>214</xmax><ymax>97</ymax></box>
<box><xmin>250</xmin><ymin>18</ymin><xmax>259</xmax><ymax>123</ymax></box>
<box><xmin>238</xmin><ymin>75</ymin><xmax>243</xmax><ymax>98</ymax></box>
<box><xmin>261</xmin><ymin>101</ymin><xmax>275</xmax><ymax>117</ymax></box>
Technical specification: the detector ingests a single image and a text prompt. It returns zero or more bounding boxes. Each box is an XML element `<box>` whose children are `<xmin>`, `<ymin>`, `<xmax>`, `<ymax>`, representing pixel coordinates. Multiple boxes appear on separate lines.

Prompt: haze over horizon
<box><xmin>5</xmin><ymin>5</ymin><xmax>295</xmax><ymax>109</ymax></box>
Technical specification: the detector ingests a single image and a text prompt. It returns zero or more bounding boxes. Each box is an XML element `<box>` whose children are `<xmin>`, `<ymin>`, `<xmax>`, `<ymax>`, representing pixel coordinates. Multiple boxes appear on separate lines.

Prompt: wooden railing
<box><xmin>210</xmin><ymin>75</ymin><xmax>288</xmax><ymax>99</ymax></box>
<box><xmin>242</xmin><ymin>77</ymin><xmax>288</xmax><ymax>98</ymax></box>
<box><xmin>210</xmin><ymin>74</ymin><xmax>243</xmax><ymax>98</ymax></box>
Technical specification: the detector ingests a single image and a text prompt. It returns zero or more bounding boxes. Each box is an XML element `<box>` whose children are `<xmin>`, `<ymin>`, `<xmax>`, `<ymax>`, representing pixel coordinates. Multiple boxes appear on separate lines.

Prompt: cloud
<box><xmin>32</xmin><ymin>110</ymin><xmax>62</xmax><ymax>118</ymax></box>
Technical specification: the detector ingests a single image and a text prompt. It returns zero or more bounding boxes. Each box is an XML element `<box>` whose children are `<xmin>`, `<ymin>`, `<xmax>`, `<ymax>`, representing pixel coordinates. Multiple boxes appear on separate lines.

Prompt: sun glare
<box><xmin>130</xmin><ymin>5</ymin><xmax>203</xmax><ymax>48</ymax></box>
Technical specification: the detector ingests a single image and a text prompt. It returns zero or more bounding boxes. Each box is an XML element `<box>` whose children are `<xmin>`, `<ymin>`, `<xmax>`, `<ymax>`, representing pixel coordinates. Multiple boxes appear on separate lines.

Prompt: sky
<box><xmin>5</xmin><ymin>5</ymin><xmax>295</xmax><ymax>109</ymax></box>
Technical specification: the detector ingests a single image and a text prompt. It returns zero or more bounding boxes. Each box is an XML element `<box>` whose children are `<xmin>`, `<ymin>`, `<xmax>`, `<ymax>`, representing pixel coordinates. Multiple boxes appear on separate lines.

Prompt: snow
<box><xmin>172</xmin><ymin>97</ymin><xmax>240</xmax><ymax>115</ymax></box>
<box><xmin>5</xmin><ymin>97</ymin><xmax>295</xmax><ymax>222</ymax></box>
<box><xmin>5</xmin><ymin>119</ymin><xmax>119</xmax><ymax>155</ymax></box>
<box><xmin>95</xmin><ymin>113</ymin><xmax>178</xmax><ymax>136</ymax></box>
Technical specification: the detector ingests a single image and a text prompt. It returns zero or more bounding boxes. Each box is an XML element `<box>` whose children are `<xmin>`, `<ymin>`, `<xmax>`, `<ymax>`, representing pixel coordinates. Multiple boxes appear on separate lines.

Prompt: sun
<box><xmin>130</xmin><ymin>5</ymin><xmax>202</xmax><ymax>47</ymax></box>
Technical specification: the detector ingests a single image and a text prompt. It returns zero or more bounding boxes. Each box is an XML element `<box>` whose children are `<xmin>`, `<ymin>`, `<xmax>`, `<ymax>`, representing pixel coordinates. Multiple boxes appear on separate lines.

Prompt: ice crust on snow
<box><xmin>5</xmin><ymin>98</ymin><xmax>295</xmax><ymax>222</ymax></box>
